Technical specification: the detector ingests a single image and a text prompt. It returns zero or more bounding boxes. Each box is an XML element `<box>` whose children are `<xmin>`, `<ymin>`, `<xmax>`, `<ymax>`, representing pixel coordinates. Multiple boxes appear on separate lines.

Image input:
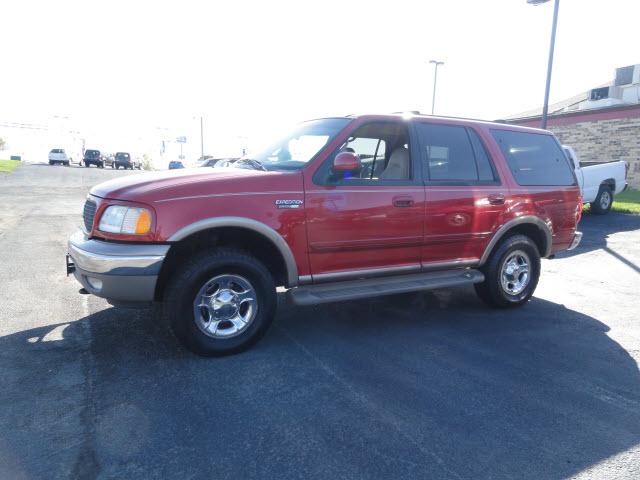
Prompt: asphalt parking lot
<box><xmin>1</xmin><ymin>164</ymin><xmax>639</xmax><ymax>479</ymax></box>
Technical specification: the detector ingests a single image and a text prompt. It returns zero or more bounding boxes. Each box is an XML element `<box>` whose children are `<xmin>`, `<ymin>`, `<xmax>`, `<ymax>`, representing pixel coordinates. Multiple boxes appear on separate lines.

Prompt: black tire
<box><xmin>474</xmin><ymin>234</ymin><xmax>541</xmax><ymax>308</ymax></box>
<box><xmin>64</xmin><ymin>162</ymin><xmax>69</xmax><ymax>167</ymax></box>
<box><xmin>591</xmin><ymin>185</ymin><xmax>613</xmax><ymax>215</ymax></box>
<box><xmin>84</xmin><ymin>161</ymin><xmax>89</xmax><ymax>168</ymax></box>
<box><xmin>164</xmin><ymin>249</ymin><xmax>277</xmax><ymax>356</ymax></box>
<box><xmin>49</xmin><ymin>161</ymin><xmax>53</xmax><ymax>165</ymax></box>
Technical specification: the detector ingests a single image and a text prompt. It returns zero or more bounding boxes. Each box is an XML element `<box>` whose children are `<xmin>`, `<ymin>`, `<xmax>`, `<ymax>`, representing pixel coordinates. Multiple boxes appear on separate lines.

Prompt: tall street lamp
<box><xmin>528</xmin><ymin>0</ymin><xmax>560</xmax><ymax>129</ymax></box>
<box><xmin>200</xmin><ymin>116</ymin><xmax>204</xmax><ymax>160</ymax></box>
<box><xmin>193</xmin><ymin>116</ymin><xmax>205</xmax><ymax>160</ymax></box>
<box><xmin>429</xmin><ymin>60</ymin><xmax>444</xmax><ymax>115</ymax></box>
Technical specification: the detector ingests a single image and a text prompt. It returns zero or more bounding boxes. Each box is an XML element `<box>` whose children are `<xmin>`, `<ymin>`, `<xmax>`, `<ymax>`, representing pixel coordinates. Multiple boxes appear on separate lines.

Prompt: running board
<box><xmin>288</xmin><ymin>269</ymin><xmax>484</xmax><ymax>306</ymax></box>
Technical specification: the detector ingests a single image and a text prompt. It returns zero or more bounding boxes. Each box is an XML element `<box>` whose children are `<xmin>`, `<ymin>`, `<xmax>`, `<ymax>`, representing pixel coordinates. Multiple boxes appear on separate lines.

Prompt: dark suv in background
<box><xmin>83</xmin><ymin>150</ymin><xmax>104</xmax><ymax>168</ymax></box>
<box><xmin>114</xmin><ymin>152</ymin><xmax>137</xmax><ymax>169</ymax></box>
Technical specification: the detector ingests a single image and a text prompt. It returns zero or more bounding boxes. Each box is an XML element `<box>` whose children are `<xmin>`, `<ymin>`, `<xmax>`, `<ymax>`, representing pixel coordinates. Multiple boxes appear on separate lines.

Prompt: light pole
<box><xmin>429</xmin><ymin>60</ymin><xmax>444</xmax><ymax>115</ymax></box>
<box><xmin>528</xmin><ymin>0</ymin><xmax>560</xmax><ymax>129</ymax></box>
<box><xmin>200</xmin><ymin>116</ymin><xmax>204</xmax><ymax>160</ymax></box>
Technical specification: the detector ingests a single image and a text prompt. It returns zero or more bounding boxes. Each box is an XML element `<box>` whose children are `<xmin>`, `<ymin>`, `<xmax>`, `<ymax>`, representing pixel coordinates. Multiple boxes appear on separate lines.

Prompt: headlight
<box><xmin>98</xmin><ymin>206</ymin><xmax>152</xmax><ymax>235</ymax></box>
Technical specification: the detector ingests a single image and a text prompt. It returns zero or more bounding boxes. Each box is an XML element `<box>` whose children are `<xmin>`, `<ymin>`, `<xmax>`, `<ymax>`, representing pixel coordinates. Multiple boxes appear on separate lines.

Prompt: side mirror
<box><xmin>332</xmin><ymin>151</ymin><xmax>361</xmax><ymax>172</ymax></box>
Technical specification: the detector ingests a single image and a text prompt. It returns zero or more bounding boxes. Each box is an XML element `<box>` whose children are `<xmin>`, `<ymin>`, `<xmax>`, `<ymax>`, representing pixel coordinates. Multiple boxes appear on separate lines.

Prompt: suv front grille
<box><xmin>83</xmin><ymin>199</ymin><xmax>97</xmax><ymax>232</ymax></box>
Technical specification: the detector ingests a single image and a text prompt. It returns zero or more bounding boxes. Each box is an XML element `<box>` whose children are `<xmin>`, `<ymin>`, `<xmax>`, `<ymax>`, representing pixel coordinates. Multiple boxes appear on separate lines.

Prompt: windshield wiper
<box><xmin>234</xmin><ymin>158</ymin><xmax>268</xmax><ymax>171</ymax></box>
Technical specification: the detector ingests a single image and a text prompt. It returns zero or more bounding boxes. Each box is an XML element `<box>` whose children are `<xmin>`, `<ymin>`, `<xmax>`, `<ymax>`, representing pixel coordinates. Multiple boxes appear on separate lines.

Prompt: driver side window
<box><xmin>313</xmin><ymin>121</ymin><xmax>413</xmax><ymax>185</ymax></box>
<box><xmin>345</xmin><ymin>137</ymin><xmax>387</xmax><ymax>180</ymax></box>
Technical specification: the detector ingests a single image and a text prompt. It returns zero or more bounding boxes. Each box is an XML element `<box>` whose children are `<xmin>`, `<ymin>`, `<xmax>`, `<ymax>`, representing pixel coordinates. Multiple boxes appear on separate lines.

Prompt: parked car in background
<box><xmin>67</xmin><ymin>113</ymin><xmax>583</xmax><ymax>356</ymax></box>
<box><xmin>197</xmin><ymin>158</ymin><xmax>219</xmax><ymax>168</ymax></box>
<box><xmin>168</xmin><ymin>160</ymin><xmax>184</xmax><ymax>169</ymax></box>
<box><xmin>83</xmin><ymin>149</ymin><xmax>104</xmax><ymax>168</ymax></box>
<box><xmin>48</xmin><ymin>148</ymin><xmax>70</xmax><ymax>166</ymax></box>
<box><xmin>213</xmin><ymin>158</ymin><xmax>239</xmax><ymax>168</ymax></box>
<box><xmin>103</xmin><ymin>153</ymin><xmax>115</xmax><ymax>168</ymax></box>
<box><xmin>197</xmin><ymin>157</ymin><xmax>239</xmax><ymax>168</ymax></box>
<box><xmin>562</xmin><ymin>145</ymin><xmax>627</xmax><ymax>214</ymax></box>
<box><xmin>10</xmin><ymin>155</ymin><xmax>22</xmax><ymax>161</ymax></box>
<box><xmin>114</xmin><ymin>152</ymin><xmax>136</xmax><ymax>169</ymax></box>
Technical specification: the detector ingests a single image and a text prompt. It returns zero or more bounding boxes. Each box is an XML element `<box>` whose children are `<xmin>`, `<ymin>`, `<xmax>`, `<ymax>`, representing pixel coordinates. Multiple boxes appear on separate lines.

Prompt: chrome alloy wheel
<box><xmin>600</xmin><ymin>190</ymin><xmax>611</xmax><ymax>210</ymax></box>
<box><xmin>193</xmin><ymin>274</ymin><xmax>258</xmax><ymax>338</ymax></box>
<box><xmin>500</xmin><ymin>250</ymin><xmax>531</xmax><ymax>296</ymax></box>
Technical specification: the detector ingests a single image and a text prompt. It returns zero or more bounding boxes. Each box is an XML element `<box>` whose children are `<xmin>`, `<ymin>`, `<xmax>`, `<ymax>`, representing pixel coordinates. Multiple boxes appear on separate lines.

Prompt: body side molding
<box><xmin>479</xmin><ymin>215</ymin><xmax>552</xmax><ymax>265</ymax></box>
<box><xmin>167</xmin><ymin>216</ymin><xmax>299</xmax><ymax>287</ymax></box>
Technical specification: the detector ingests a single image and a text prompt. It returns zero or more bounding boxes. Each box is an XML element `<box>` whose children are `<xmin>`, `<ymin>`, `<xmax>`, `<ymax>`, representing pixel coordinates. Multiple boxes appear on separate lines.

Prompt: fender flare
<box><xmin>167</xmin><ymin>216</ymin><xmax>299</xmax><ymax>287</ymax></box>
<box><xmin>479</xmin><ymin>216</ymin><xmax>553</xmax><ymax>265</ymax></box>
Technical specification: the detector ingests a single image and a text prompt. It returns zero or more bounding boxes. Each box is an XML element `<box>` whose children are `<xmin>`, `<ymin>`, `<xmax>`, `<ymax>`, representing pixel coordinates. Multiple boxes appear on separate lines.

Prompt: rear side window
<box><xmin>468</xmin><ymin>130</ymin><xmax>496</xmax><ymax>182</ymax></box>
<box><xmin>491</xmin><ymin>130</ymin><xmax>575</xmax><ymax>186</ymax></box>
<box><xmin>415</xmin><ymin>123</ymin><xmax>498</xmax><ymax>183</ymax></box>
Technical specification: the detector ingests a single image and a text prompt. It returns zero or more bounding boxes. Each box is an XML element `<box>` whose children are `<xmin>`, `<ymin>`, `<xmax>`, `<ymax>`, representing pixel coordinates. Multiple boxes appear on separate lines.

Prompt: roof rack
<box><xmin>390</xmin><ymin>111</ymin><xmax>422</xmax><ymax>115</ymax></box>
<box><xmin>389</xmin><ymin>111</ymin><xmax>503</xmax><ymax>124</ymax></box>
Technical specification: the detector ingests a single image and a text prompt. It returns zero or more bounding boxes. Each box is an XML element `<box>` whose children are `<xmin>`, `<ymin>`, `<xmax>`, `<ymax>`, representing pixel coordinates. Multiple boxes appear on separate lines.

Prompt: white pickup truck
<box><xmin>48</xmin><ymin>148</ymin><xmax>71</xmax><ymax>166</ymax></box>
<box><xmin>563</xmin><ymin>145</ymin><xmax>627</xmax><ymax>215</ymax></box>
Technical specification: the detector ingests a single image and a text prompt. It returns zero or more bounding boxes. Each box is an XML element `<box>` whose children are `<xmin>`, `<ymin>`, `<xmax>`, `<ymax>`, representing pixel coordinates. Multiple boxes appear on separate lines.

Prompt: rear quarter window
<box><xmin>491</xmin><ymin>130</ymin><xmax>575</xmax><ymax>186</ymax></box>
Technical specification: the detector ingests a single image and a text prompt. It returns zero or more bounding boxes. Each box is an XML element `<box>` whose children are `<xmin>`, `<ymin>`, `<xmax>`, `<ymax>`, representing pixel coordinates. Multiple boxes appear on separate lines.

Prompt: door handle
<box><xmin>487</xmin><ymin>194</ymin><xmax>505</xmax><ymax>205</ymax></box>
<box><xmin>393</xmin><ymin>196</ymin><xmax>414</xmax><ymax>208</ymax></box>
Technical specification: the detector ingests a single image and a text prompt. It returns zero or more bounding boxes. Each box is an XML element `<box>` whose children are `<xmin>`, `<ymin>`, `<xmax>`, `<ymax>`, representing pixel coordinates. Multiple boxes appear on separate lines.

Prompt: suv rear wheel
<box><xmin>475</xmin><ymin>234</ymin><xmax>541</xmax><ymax>308</ymax></box>
<box><xmin>163</xmin><ymin>249</ymin><xmax>277</xmax><ymax>356</ymax></box>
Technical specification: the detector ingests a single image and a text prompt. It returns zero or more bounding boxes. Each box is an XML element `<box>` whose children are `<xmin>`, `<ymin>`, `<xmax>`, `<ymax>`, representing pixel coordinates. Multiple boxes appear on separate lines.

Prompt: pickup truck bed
<box><xmin>563</xmin><ymin>146</ymin><xmax>627</xmax><ymax>214</ymax></box>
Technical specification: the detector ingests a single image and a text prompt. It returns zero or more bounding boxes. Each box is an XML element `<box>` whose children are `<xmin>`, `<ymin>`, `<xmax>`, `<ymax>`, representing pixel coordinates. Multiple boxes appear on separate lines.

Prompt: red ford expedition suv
<box><xmin>67</xmin><ymin>114</ymin><xmax>582</xmax><ymax>356</ymax></box>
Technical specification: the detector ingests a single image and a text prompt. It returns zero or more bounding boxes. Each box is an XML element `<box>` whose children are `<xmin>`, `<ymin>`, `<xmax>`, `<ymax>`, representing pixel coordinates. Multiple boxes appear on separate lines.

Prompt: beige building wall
<box><xmin>546</xmin><ymin>117</ymin><xmax>640</xmax><ymax>189</ymax></box>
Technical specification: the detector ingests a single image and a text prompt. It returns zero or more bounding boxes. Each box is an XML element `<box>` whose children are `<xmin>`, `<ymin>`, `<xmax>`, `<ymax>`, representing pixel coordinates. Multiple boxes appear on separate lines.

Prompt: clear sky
<box><xmin>1</xmin><ymin>0</ymin><xmax>638</xmax><ymax>161</ymax></box>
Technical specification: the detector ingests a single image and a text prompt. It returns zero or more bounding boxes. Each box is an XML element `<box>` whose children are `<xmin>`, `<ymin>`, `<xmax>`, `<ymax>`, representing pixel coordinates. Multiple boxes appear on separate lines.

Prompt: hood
<box><xmin>90</xmin><ymin>167</ymin><xmax>301</xmax><ymax>203</ymax></box>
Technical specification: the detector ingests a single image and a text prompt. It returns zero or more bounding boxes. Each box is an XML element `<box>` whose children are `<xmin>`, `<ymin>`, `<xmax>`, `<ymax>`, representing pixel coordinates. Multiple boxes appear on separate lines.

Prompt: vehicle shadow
<box><xmin>1</xmin><ymin>289</ymin><xmax>639</xmax><ymax>479</ymax></box>
<box><xmin>558</xmin><ymin>212</ymin><xmax>640</xmax><ymax>273</ymax></box>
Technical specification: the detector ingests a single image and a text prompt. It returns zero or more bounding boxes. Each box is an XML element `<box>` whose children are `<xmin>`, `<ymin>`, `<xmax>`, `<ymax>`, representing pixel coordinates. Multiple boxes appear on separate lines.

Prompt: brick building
<box><xmin>506</xmin><ymin>65</ymin><xmax>640</xmax><ymax>189</ymax></box>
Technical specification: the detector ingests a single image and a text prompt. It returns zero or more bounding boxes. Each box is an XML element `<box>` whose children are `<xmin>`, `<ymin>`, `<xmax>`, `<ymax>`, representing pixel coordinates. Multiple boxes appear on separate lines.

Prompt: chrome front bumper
<box><xmin>567</xmin><ymin>231</ymin><xmax>583</xmax><ymax>251</ymax></box>
<box><xmin>67</xmin><ymin>230</ymin><xmax>169</xmax><ymax>302</ymax></box>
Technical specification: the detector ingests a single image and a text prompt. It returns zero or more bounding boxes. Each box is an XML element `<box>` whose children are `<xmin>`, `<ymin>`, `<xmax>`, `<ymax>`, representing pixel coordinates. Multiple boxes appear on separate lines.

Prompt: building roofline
<box><xmin>505</xmin><ymin>102</ymin><xmax>640</xmax><ymax>125</ymax></box>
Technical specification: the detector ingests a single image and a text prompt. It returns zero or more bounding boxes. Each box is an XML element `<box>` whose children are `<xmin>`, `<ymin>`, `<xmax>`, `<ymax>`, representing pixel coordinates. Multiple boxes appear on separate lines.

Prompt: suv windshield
<box><xmin>116</xmin><ymin>153</ymin><xmax>130</xmax><ymax>160</ymax></box>
<box><xmin>236</xmin><ymin>118</ymin><xmax>351</xmax><ymax>171</ymax></box>
<box><xmin>85</xmin><ymin>150</ymin><xmax>100</xmax><ymax>158</ymax></box>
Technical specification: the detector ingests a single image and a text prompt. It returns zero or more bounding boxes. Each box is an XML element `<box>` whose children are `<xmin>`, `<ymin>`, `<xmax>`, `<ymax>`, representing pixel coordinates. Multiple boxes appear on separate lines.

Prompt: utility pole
<box><xmin>527</xmin><ymin>0</ymin><xmax>560</xmax><ymax>129</ymax></box>
<box><xmin>429</xmin><ymin>60</ymin><xmax>444</xmax><ymax>115</ymax></box>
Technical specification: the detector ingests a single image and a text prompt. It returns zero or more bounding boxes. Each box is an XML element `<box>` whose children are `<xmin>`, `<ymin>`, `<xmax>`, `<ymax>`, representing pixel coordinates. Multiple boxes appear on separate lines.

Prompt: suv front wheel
<box><xmin>164</xmin><ymin>249</ymin><xmax>277</xmax><ymax>356</ymax></box>
<box><xmin>475</xmin><ymin>234</ymin><xmax>541</xmax><ymax>308</ymax></box>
